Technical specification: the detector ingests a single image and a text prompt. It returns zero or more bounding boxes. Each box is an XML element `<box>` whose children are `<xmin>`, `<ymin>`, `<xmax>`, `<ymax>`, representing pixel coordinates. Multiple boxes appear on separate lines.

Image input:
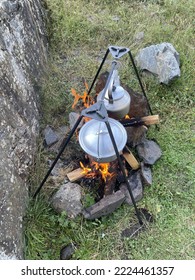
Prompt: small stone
<box><xmin>51</xmin><ymin>183</ymin><xmax>83</xmax><ymax>218</ymax></box>
<box><xmin>136</xmin><ymin>139</ymin><xmax>162</xmax><ymax>165</ymax></box>
<box><xmin>69</xmin><ymin>112</ymin><xmax>83</xmax><ymax>130</ymax></box>
<box><xmin>140</xmin><ymin>162</ymin><xmax>152</xmax><ymax>186</ymax></box>
<box><xmin>49</xmin><ymin>126</ymin><xmax>69</xmax><ymax>153</ymax></box>
<box><xmin>83</xmin><ymin>190</ymin><xmax>125</xmax><ymax>220</ymax></box>
<box><xmin>44</xmin><ymin>126</ymin><xmax>59</xmax><ymax>147</ymax></box>
<box><xmin>120</xmin><ymin>171</ymin><xmax>143</xmax><ymax>205</ymax></box>
<box><xmin>60</xmin><ymin>243</ymin><xmax>76</xmax><ymax>260</ymax></box>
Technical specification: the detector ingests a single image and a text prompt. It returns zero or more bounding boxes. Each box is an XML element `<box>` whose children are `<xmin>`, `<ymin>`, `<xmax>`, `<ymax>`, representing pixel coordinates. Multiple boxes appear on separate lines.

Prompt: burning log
<box><xmin>66</xmin><ymin>157</ymin><xmax>119</xmax><ymax>197</ymax></box>
<box><xmin>103</xmin><ymin>159</ymin><xmax>118</xmax><ymax>196</ymax></box>
<box><xmin>120</xmin><ymin>115</ymin><xmax>159</xmax><ymax>127</ymax></box>
<box><xmin>66</xmin><ymin>167</ymin><xmax>85</xmax><ymax>182</ymax></box>
<box><xmin>66</xmin><ymin>152</ymin><xmax>133</xmax><ymax>197</ymax></box>
<box><xmin>66</xmin><ymin>159</ymin><xmax>116</xmax><ymax>185</ymax></box>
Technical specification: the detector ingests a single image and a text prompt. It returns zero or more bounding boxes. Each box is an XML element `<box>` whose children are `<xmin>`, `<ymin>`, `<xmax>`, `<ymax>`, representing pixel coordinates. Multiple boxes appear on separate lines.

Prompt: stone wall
<box><xmin>0</xmin><ymin>0</ymin><xmax>47</xmax><ymax>259</ymax></box>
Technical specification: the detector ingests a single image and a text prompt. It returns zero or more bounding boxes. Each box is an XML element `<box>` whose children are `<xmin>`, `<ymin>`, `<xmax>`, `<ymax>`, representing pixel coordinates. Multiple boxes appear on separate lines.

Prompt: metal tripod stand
<box><xmin>33</xmin><ymin>46</ymin><xmax>153</xmax><ymax>226</ymax></box>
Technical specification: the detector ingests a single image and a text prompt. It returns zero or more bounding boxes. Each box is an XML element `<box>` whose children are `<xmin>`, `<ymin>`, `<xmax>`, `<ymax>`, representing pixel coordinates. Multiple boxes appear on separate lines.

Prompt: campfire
<box><xmin>66</xmin><ymin>71</ymin><xmax>159</xmax><ymax>201</ymax></box>
<box><xmin>34</xmin><ymin>46</ymin><xmax>161</xmax><ymax>225</ymax></box>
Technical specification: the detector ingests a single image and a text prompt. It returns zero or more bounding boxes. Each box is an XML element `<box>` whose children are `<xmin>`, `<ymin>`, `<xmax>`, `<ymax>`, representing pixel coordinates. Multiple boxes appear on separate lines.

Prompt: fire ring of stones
<box><xmin>44</xmin><ymin>74</ymin><xmax>162</xmax><ymax>221</ymax></box>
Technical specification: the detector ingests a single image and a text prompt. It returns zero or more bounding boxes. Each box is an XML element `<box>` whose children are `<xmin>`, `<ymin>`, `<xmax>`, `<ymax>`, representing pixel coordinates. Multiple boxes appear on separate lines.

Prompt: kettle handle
<box><xmin>108</xmin><ymin>71</ymin><xmax>115</xmax><ymax>104</ymax></box>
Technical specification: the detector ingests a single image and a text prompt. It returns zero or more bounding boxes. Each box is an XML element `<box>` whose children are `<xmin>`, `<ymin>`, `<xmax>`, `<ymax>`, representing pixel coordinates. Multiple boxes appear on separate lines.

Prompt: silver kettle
<box><xmin>97</xmin><ymin>70</ymin><xmax>131</xmax><ymax>120</ymax></box>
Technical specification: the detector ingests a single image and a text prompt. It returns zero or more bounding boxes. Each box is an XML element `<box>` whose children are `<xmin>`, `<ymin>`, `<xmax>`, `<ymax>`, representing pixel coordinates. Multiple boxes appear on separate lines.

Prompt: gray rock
<box><xmin>120</xmin><ymin>171</ymin><xmax>143</xmax><ymax>205</ymax></box>
<box><xmin>48</xmin><ymin>126</ymin><xmax>69</xmax><ymax>153</ymax></box>
<box><xmin>48</xmin><ymin>159</ymin><xmax>64</xmax><ymax>177</ymax></box>
<box><xmin>51</xmin><ymin>183</ymin><xmax>83</xmax><ymax>218</ymax></box>
<box><xmin>83</xmin><ymin>190</ymin><xmax>125</xmax><ymax>220</ymax></box>
<box><xmin>126</xmin><ymin>126</ymin><xmax>148</xmax><ymax>147</ymax></box>
<box><xmin>44</xmin><ymin>126</ymin><xmax>59</xmax><ymax>147</ymax></box>
<box><xmin>56</xmin><ymin>126</ymin><xmax>69</xmax><ymax>139</ymax></box>
<box><xmin>135</xmin><ymin>42</ymin><xmax>180</xmax><ymax>84</ymax></box>
<box><xmin>140</xmin><ymin>162</ymin><xmax>152</xmax><ymax>186</ymax></box>
<box><xmin>60</xmin><ymin>243</ymin><xmax>76</xmax><ymax>260</ymax></box>
<box><xmin>0</xmin><ymin>0</ymin><xmax>47</xmax><ymax>259</ymax></box>
<box><xmin>69</xmin><ymin>112</ymin><xmax>83</xmax><ymax>130</ymax></box>
<box><xmin>136</xmin><ymin>139</ymin><xmax>162</xmax><ymax>165</ymax></box>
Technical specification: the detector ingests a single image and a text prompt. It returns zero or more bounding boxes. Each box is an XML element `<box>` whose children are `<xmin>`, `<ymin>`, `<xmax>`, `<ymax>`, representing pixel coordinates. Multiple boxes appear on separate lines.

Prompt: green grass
<box><xmin>24</xmin><ymin>0</ymin><xmax>195</xmax><ymax>259</ymax></box>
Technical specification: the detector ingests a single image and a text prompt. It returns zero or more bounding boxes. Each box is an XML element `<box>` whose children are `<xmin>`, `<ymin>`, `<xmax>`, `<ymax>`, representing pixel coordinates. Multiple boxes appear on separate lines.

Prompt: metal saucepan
<box><xmin>79</xmin><ymin>118</ymin><xmax>127</xmax><ymax>163</ymax></box>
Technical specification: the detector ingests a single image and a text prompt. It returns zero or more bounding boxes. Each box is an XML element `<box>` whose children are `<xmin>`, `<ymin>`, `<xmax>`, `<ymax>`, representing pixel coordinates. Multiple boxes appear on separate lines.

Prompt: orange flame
<box><xmin>80</xmin><ymin>161</ymin><xmax>91</xmax><ymax>175</ymax></box>
<box><xmin>98</xmin><ymin>163</ymin><xmax>113</xmax><ymax>182</ymax></box>
<box><xmin>71</xmin><ymin>82</ymin><xmax>93</xmax><ymax>110</ymax></box>
<box><xmin>80</xmin><ymin>161</ymin><xmax>114</xmax><ymax>182</ymax></box>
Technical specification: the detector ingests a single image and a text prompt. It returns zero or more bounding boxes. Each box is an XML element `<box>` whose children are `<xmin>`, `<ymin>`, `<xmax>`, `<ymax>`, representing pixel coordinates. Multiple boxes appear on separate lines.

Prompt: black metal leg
<box><xmin>105</xmin><ymin>121</ymin><xmax>143</xmax><ymax>225</ymax></box>
<box><xmin>87</xmin><ymin>49</ymin><xmax>110</xmax><ymax>95</ymax></box>
<box><xmin>33</xmin><ymin>115</ymin><xmax>84</xmax><ymax>198</ymax></box>
<box><xmin>128</xmin><ymin>51</ymin><xmax>153</xmax><ymax>115</ymax></box>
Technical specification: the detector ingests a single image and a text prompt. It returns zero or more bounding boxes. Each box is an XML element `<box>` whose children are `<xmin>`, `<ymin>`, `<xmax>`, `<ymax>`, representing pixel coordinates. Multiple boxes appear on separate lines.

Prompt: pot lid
<box><xmin>79</xmin><ymin>118</ymin><xmax>127</xmax><ymax>162</ymax></box>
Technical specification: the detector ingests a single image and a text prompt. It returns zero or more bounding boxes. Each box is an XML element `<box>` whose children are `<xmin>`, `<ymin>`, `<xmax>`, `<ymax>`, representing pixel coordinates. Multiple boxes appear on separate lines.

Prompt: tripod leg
<box><xmin>105</xmin><ymin>121</ymin><xmax>143</xmax><ymax>225</ymax></box>
<box><xmin>128</xmin><ymin>51</ymin><xmax>153</xmax><ymax>116</ymax></box>
<box><xmin>87</xmin><ymin>49</ymin><xmax>110</xmax><ymax>95</ymax></box>
<box><xmin>33</xmin><ymin>115</ymin><xmax>83</xmax><ymax>198</ymax></box>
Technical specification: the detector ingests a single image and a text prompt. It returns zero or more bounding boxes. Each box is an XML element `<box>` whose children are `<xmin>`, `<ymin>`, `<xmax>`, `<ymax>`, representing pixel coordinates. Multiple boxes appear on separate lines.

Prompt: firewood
<box><xmin>141</xmin><ymin>115</ymin><xmax>159</xmax><ymax>125</ymax></box>
<box><xmin>103</xmin><ymin>159</ymin><xmax>118</xmax><ymax>196</ymax></box>
<box><xmin>123</xmin><ymin>150</ymin><xmax>140</xmax><ymax>170</ymax></box>
<box><xmin>67</xmin><ymin>168</ymin><xmax>85</xmax><ymax>182</ymax></box>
